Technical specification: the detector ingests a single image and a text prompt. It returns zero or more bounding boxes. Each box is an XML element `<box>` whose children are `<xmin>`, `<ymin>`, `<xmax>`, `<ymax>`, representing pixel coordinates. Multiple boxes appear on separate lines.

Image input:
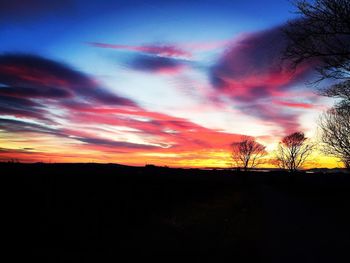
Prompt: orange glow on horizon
<box><xmin>0</xmin><ymin>137</ymin><xmax>343</xmax><ymax>169</ymax></box>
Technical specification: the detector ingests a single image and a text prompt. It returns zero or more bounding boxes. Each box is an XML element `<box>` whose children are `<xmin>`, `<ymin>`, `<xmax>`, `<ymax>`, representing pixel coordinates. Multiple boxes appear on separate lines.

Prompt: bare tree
<box><xmin>319</xmin><ymin>80</ymin><xmax>350</xmax><ymax>109</ymax></box>
<box><xmin>283</xmin><ymin>0</ymin><xmax>350</xmax><ymax>81</ymax></box>
<box><xmin>283</xmin><ymin>0</ymin><xmax>350</xmax><ymax>169</ymax></box>
<box><xmin>319</xmin><ymin>106</ymin><xmax>350</xmax><ymax>169</ymax></box>
<box><xmin>275</xmin><ymin>132</ymin><xmax>314</xmax><ymax>172</ymax></box>
<box><xmin>321</xmin><ymin>80</ymin><xmax>350</xmax><ymax>100</ymax></box>
<box><xmin>231</xmin><ymin>136</ymin><xmax>267</xmax><ymax>171</ymax></box>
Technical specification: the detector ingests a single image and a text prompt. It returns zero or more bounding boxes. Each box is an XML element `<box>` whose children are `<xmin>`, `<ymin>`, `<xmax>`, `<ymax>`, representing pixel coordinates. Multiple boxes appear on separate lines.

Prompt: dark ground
<box><xmin>1</xmin><ymin>163</ymin><xmax>350</xmax><ymax>261</ymax></box>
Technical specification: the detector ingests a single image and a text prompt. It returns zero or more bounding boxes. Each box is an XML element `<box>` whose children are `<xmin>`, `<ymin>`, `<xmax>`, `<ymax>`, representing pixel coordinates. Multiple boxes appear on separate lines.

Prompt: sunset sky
<box><xmin>0</xmin><ymin>0</ymin><xmax>340</xmax><ymax>168</ymax></box>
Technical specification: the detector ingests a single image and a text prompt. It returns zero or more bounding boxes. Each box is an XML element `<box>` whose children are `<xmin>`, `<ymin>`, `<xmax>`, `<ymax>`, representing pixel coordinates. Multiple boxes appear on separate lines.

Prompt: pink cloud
<box><xmin>0</xmin><ymin>53</ymin><xmax>245</xmax><ymax>163</ymax></box>
<box><xmin>63</xmin><ymin>105</ymin><xmax>243</xmax><ymax>153</ymax></box>
<box><xmin>210</xmin><ymin>26</ymin><xmax>321</xmax><ymax>134</ymax></box>
<box><xmin>0</xmin><ymin>54</ymin><xmax>137</xmax><ymax>123</ymax></box>
<box><xmin>88</xmin><ymin>42</ymin><xmax>192</xmax><ymax>58</ymax></box>
<box><xmin>88</xmin><ymin>39</ymin><xmax>230</xmax><ymax>58</ymax></box>
<box><xmin>273</xmin><ymin>100</ymin><xmax>316</xmax><ymax>109</ymax></box>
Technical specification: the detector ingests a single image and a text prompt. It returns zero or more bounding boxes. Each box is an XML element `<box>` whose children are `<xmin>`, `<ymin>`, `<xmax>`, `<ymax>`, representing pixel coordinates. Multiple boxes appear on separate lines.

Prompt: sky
<box><xmin>0</xmin><ymin>0</ymin><xmax>340</xmax><ymax>168</ymax></box>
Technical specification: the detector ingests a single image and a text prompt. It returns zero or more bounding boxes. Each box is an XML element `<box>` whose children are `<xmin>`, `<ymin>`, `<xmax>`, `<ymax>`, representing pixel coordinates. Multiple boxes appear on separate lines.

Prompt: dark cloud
<box><xmin>210</xmin><ymin>25</ymin><xmax>320</xmax><ymax>133</ymax></box>
<box><xmin>0</xmin><ymin>86</ymin><xmax>72</xmax><ymax>98</ymax></box>
<box><xmin>0</xmin><ymin>147</ymin><xmax>35</xmax><ymax>154</ymax></box>
<box><xmin>77</xmin><ymin>137</ymin><xmax>162</xmax><ymax>150</ymax></box>
<box><xmin>0</xmin><ymin>118</ymin><xmax>165</xmax><ymax>151</ymax></box>
<box><xmin>0</xmin><ymin>54</ymin><xmax>135</xmax><ymax>105</ymax></box>
<box><xmin>0</xmin><ymin>54</ymin><xmax>136</xmax><ymax>121</ymax></box>
<box><xmin>211</xmin><ymin>26</ymin><xmax>315</xmax><ymax>96</ymax></box>
<box><xmin>0</xmin><ymin>54</ymin><xmax>89</xmax><ymax>87</ymax></box>
<box><xmin>0</xmin><ymin>95</ymin><xmax>41</xmax><ymax>108</ymax></box>
<box><xmin>127</xmin><ymin>54</ymin><xmax>188</xmax><ymax>74</ymax></box>
<box><xmin>0</xmin><ymin>118</ymin><xmax>62</xmax><ymax>135</ymax></box>
<box><xmin>0</xmin><ymin>95</ymin><xmax>49</xmax><ymax>120</ymax></box>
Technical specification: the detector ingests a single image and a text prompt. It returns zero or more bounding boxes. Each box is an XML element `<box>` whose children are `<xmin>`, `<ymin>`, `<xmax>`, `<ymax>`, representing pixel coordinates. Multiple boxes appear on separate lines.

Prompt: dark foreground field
<box><xmin>1</xmin><ymin>163</ymin><xmax>350</xmax><ymax>261</ymax></box>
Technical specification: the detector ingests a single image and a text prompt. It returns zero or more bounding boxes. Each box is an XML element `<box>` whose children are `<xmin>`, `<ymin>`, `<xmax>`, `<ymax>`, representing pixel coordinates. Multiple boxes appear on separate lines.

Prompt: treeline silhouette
<box><xmin>2</xmin><ymin>162</ymin><xmax>350</xmax><ymax>261</ymax></box>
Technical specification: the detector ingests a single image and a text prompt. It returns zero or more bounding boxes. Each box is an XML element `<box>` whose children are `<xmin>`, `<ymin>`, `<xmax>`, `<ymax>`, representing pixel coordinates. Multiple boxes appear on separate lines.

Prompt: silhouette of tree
<box><xmin>284</xmin><ymin>1</ymin><xmax>350</xmax><ymax>168</ymax></box>
<box><xmin>231</xmin><ymin>136</ymin><xmax>267</xmax><ymax>171</ymax></box>
<box><xmin>275</xmin><ymin>132</ymin><xmax>314</xmax><ymax>172</ymax></box>
<box><xmin>284</xmin><ymin>0</ymin><xmax>350</xmax><ymax>81</ymax></box>
<box><xmin>319</xmin><ymin>80</ymin><xmax>350</xmax><ymax>110</ymax></box>
<box><xmin>319</xmin><ymin>106</ymin><xmax>350</xmax><ymax>169</ymax></box>
<box><xmin>321</xmin><ymin>80</ymin><xmax>350</xmax><ymax>101</ymax></box>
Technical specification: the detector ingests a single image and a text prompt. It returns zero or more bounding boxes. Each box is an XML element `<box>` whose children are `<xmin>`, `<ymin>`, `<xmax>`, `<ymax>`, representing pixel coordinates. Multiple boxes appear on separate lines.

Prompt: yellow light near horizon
<box><xmin>0</xmin><ymin>129</ymin><xmax>344</xmax><ymax>169</ymax></box>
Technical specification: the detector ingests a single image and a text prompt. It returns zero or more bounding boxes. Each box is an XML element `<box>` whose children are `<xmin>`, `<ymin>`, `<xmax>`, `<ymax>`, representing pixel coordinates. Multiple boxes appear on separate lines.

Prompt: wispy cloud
<box><xmin>126</xmin><ymin>54</ymin><xmax>188</xmax><ymax>74</ymax></box>
<box><xmin>210</xmin><ymin>25</ymin><xmax>321</xmax><ymax>134</ymax></box>
<box><xmin>88</xmin><ymin>40</ymin><xmax>229</xmax><ymax>58</ymax></box>
<box><xmin>88</xmin><ymin>42</ymin><xmax>192</xmax><ymax>58</ymax></box>
<box><xmin>0</xmin><ymin>54</ymin><xmax>136</xmax><ymax>122</ymax></box>
<box><xmin>0</xmin><ymin>53</ymin><xmax>244</xmax><ymax>163</ymax></box>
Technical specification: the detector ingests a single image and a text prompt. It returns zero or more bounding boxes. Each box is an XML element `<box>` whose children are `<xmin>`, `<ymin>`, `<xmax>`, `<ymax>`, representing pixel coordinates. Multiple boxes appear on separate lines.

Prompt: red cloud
<box><xmin>211</xmin><ymin>26</ymin><xmax>321</xmax><ymax>134</ymax></box>
<box><xmin>0</xmin><ymin>54</ymin><xmax>136</xmax><ymax>123</ymax></box>
<box><xmin>0</xmin><ymin>54</ymin><xmax>244</xmax><ymax>165</ymax></box>
<box><xmin>274</xmin><ymin>100</ymin><xmax>316</xmax><ymax>109</ymax></box>
<box><xmin>63</xmin><ymin>105</ymin><xmax>242</xmax><ymax>153</ymax></box>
